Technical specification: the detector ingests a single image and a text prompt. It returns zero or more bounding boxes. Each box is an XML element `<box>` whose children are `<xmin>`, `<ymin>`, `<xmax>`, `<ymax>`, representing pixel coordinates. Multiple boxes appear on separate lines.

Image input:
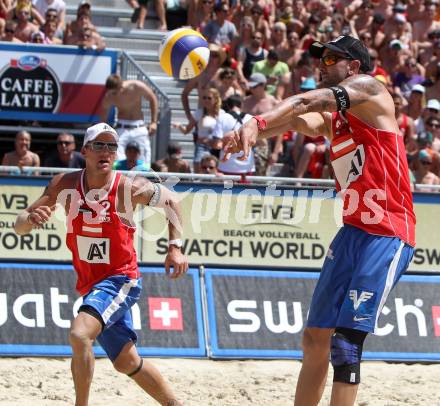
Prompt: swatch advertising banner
<box><xmin>1</xmin><ymin>180</ymin><xmax>439</xmax><ymax>272</ymax></box>
<box><xmin>0</xmin><ymin>43</ymin><xmax>117</xmax><ymax>123</ymax></box>
<box><xmin>205</xmin><ymin>268</ymin><xmax>440</xmax><ymax>361</ymax></box>
<box><xmin>141</xmin><ymin>185</ymin><xmax>440</xmax><ymax>273</ymax></box>
<box><xmin>0</xmin><ymin>264</ymin><xmax>206</xmax><ymax>357</ymax></box>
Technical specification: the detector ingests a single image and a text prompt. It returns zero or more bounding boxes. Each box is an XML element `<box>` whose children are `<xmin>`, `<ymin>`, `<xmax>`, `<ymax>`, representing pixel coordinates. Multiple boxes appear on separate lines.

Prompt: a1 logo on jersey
<box><xmin>77</xmin><ymin>235</ymin><xmax>110</xmax><ymax>264</ymax></box>
<box><xmin>346</xmin><ymin>145</ymin><xmax>365</xmax><ymax>184</ymax></box>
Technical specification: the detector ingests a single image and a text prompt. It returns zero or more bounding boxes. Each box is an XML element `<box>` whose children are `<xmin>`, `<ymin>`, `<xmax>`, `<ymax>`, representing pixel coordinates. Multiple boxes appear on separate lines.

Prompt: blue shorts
<box><xmin>307</xmin><ymin>225</ymin><xmax>414</xmax><ymax>333</ymax></box>
<box><xmin>80</xmin><ymin>275</ymin><xmax>142</xmax><ymax>361</ymax></box>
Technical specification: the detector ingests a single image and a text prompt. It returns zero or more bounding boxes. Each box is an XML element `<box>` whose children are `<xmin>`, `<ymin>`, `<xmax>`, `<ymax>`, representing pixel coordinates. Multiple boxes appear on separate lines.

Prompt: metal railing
<box><xmin>2</xmin><ymin>166</ymin><xmax>440</xmax><ymax>192</ymax></box>
<box><xmin>120</xmin><ymin>51</ymin><xmax>171</xmax><ymax>162</ymax></box>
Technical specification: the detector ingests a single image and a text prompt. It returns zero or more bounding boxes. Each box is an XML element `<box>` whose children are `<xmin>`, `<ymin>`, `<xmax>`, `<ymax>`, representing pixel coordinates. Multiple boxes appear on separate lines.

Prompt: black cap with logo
<box><xmin>309</xmin><ymin>35</ymin><xmax>372</xmax><ymax>73</ymax></box>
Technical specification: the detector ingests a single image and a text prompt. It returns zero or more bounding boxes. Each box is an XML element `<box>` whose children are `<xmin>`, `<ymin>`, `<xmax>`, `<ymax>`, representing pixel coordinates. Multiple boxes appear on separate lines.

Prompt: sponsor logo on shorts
<box><xmin>148</xmin><ymin>297</ymin><xmax>183</xmax><ymax>331</ymax></box>
<box><xmin>349</xmin><ymin>290</ymin><xmax>374</xmax><ymax>310</ymax></box>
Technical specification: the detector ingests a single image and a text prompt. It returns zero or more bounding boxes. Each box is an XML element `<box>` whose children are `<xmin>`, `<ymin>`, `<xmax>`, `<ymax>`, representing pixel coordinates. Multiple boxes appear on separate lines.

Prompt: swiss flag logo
<box><xmin>432</xmin><ymin>306</ymin><xmax>440</xmax><ymax>337</ymax></box>
<box><xmin>148</xmin><ymin>297</ymin><xmax>183</xmax><ymax>331</ymax></box>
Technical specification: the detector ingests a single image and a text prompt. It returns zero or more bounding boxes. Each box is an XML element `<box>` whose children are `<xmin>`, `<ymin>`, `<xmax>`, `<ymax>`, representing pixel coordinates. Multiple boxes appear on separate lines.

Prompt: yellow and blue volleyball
<box><xmin>159</xmin><ymin>28</ymin><xmax>210</xmax><ymax>80</ymax></box>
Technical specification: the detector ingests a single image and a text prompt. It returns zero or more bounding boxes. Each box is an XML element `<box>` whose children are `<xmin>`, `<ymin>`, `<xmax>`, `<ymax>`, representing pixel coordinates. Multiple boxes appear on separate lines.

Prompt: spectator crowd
<box><xmin>0</xmin><ymin>0</ymin><xmax>439</xmax><ymax>191</ymax></box>
<box><xmin>0</xmin><ymin>0</ymin><xmax>105</xmax><ymax>49</ymax></box>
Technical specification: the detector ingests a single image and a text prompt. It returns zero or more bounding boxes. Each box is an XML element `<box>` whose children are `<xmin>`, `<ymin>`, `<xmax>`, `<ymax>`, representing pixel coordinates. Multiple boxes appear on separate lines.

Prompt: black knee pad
<box><xmin>127</xmin><ymin>358</ymin><xmax>143</xmax><ymax>378</ymax></box>
<box><xmin>330</xmin><ymin>327</ymin><xmax>367</xmax><ymax>385</ymax></box>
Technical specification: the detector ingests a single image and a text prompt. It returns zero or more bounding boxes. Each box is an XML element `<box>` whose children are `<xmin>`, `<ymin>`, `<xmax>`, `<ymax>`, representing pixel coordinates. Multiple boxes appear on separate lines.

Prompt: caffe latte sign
<box><xmin>0</xmin><ymin>55</ymin><xmax>61</xmax><ymax>113</ymax></box>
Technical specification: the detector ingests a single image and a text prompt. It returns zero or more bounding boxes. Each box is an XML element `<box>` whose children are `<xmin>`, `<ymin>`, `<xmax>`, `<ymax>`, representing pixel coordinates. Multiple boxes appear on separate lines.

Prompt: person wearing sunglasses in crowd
<box><xmin>223</xmin><ymin>35</ymin><xmax>416</xmax><ymax>406</ymax></box>
<box><xmin>0</xmin><ymin>19</ymin><xmax>22</xmax><ymax>42</ymax></box>
<box><xmin>44</xmin><ymin>133</ymin><xmax>85</xmax><ymax>168</ymax></box>
<box><xmin>414</xmin><ymin>148</ymin><xmax>440</xmax><ymax>191</ymax></box>
<box><xmin>14</xmin><ymin>123</ymin><xmax>188</xmax><ymax>406</ymax></box>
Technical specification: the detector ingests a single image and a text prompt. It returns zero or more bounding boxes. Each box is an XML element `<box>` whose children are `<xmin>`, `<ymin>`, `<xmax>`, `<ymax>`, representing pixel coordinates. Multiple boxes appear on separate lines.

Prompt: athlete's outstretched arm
<box><xmin>223</xmin><ymin>74</ymin><xmax>384</xmax><ymax>160</ymax></box>
<box><xmin>261</xmin><ymin>74</ymin><xmax>384</xmax><ymax>125</ymax></box>
<box><xmin>132</xmin><ymin>177</ymin><xmax>188</xmax><ymax>278</ymax></box>
<box><xmin>223</xmin><ymin>111</ymin><xmax>331</xmax><ymax>161</ymax></box>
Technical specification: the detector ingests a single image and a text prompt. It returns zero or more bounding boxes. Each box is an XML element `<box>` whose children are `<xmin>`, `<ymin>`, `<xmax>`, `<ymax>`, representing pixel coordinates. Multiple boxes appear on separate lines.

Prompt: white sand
<box><xmin>0</xmin><ymin>357</ymin><xmax>438</xmax><ymax>405</ymax></box>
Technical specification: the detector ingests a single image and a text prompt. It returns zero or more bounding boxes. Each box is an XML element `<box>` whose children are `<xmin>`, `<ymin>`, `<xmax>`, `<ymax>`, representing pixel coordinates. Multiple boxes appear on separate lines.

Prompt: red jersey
<box><xmin>330</xmin><ymin>112</ymin><xmax>416</xmax><ymax>246</ymax></box>
<box><xmin>66</xmin><ymin>171</ymin><xmax>139</xmax><ymax>295</ymax></box>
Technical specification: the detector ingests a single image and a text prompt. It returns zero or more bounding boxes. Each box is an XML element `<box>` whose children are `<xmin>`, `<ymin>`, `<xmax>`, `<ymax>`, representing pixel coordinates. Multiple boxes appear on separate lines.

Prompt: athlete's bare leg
<box><xmin>330</xmin><ymin>382</ymin><xmax>359</xmax><ymax>406</ymax></box>
<box><xmin>69</xmin><ymin>312</ymin><xmax>102</xmax><ymax>406</ymax></box>
<box><xmin>294</xmin><ymin>327</ymin><xmax>333</xmax><ymax>406</ymax></box>
<box><xmin>113</xmin><ymin>341</ymin><xmax>182</xmax><ymax>406</ymax></box>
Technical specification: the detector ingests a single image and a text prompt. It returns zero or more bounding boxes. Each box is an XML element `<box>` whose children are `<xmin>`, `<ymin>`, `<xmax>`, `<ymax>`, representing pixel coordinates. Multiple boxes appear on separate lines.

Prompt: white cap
<box><xmin>389</xmin><ymin>39</ymin><xmax>404</xmax><ymax>49</ymax></box>
<box><xmin>411</xmin><ymin>84</ymin><xmax>425</xmax><ymax>94</ymax></box>
<box><xmin>83</xmin><ymin>123</ymin><xmax>118</xmax><ymax>146</ymax></box>
<box><xmin>427</xmin><ymin>99</ymin><xmax>440</xmax><ymax>111</ymax></box>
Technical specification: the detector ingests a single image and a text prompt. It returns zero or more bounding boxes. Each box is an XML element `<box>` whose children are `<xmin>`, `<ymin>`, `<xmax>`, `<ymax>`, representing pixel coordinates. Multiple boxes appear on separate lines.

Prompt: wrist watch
<box><xmin>168</xmin><ymin>239</ymin><xmax>183</xmax><ymax>248</ymax></box>
<box><xmin>252</xmin><ymin>115</ymin><xmax>267</xmax><ymax>131</ymax></box>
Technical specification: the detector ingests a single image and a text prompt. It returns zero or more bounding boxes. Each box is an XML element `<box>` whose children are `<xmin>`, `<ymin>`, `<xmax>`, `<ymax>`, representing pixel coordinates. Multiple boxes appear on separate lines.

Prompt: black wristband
<box><xmin>330</xmin><ymin>85</ymin><xmax>350</xmax><ymax>111</ymax></box>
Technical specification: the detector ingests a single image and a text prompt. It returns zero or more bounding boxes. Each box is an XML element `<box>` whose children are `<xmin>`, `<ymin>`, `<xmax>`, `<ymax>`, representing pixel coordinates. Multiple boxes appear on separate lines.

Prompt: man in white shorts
<box><xmin>100</xmin><ymin>74</ymin><xmax>158</xmax><ymax>167</ymax></box>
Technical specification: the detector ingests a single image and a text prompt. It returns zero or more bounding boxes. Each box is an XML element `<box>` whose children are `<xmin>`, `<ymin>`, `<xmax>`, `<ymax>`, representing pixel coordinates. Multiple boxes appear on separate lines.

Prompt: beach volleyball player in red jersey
<box><xmin>222</xmin><ymin>35</ymin><xmax>416</xmax><ymax>406</ymax></box>
<box><xmin>15</xmin><ymin>123</ymin><xmax>188</xmax><ymax>406</ymax></box>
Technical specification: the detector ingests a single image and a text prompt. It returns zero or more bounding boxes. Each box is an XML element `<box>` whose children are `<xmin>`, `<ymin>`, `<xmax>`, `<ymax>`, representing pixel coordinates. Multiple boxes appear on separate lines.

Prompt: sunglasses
<box><xmin>58</xmin><ymin>140</ymin><xmax>74</xmax><ymax>146</ymax></box>
<box><xmin>428</xmin><ymin>110</ymin><xmax>439</xmax><ymax>115</ymax></box>
<box><xmin>203</xmin><ymin>96</ymin><xmax>213</xmax><ymax>100</ymax></box>
<box><xmin>89</xmin><ymin>141</ymin><xmax>118</xmax><ymax>152</ymax></box>
<box><xmin>421</xmin><ymin>161</ymin><xmax>432</xmax><ymax>165</ymax></box>
<box><xmin>5</xmin><ymin>28</ymin><xmax>14</xmax><ymax>33</ymax></box>
<box><xmin>202</xmin><ymin>0</ymin><xmax>212</xmax><ymax>3</ymax></box>
<box><xmin>320</xmin><ymin>54</ymin><xmax>352</xmax><ymax>66</ymax></box>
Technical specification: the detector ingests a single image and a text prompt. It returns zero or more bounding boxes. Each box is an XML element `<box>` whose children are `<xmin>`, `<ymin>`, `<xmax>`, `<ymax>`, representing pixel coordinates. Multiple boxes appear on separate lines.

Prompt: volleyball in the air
<box><xmin>159</xmin><ymin>28</ymin><xmax>210</xmax><ymax>80</ymax></box>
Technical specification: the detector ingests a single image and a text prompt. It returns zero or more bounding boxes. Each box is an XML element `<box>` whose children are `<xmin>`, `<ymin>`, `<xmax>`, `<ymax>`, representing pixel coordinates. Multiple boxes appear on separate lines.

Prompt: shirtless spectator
<box><xmin>393</xmin><ymin>93</ymin><xmax>418</xmax><ymax>159</ymax></box>
<box><xmin>278</xmin><ymin>30</ymin><xmax>303</xmax><ymax>69</ymax></box>
<box><xmin>0</xmin><ymin>0</ymin><xmax>11</xmax><ymax>31</ymax></box>
<box><xmin>242</xmin><ymin>73</ymin><xmax>279</xmax><ymax>175</ymax></box>
<box><xmin>64</xmin><ymin>1</ymin><xmax>96</xmax><ymax>40</ymax></box>
<box><xmin>181</xmin><ymin>43</ymin><xmax>225</xmax><ymax>121</ymax></box>
<box><xmin>154</xmin><ymin>142</ymin><xmax>191</xmax><ymax>173</ymax></box>
<box><xmin>358</xmin><ymin>12</ymin><xmax>386</xmax><ymax>50</ymax></box>
<box><xmin>75</xmin><ymin>25</ymin><xmax>105</xmax><ymax>50</ymax></box>
<box><xmin>32</xmin><ymin>0</ymin><xmax>65</xmax><ymax>31</ymax></box>
<box><xmin>381</xmin><ymin>39</ymin><xmax>407</xmax><ymax>78</ymax></box>
<box><xmin>415</xmin><ymin>149</ymin><xmax>440</xmax><ymax>191</ymax></box>
<box><xmin>413</xmin><ymin>1</ymin><xmax>440</xmax><ymax>43</ymax></box>
<box><xmin>422</xmin><ymin>35</ymin><xmax>440</xmax><ymax>72</ymax></box>
<box><xmin>350</xmin><ymin>0</ymin><xmax>375</xmax><ymax>35</ymax></box>
<box><xmin>100</xmin><ymin>74</ymin><xmax>158</xmax><ymax>167</ymax></box>
<box><xmin>1</xmin><ymin>131</ymin><xmax>40</xmax><ymax>173</ymax></box>
<box><xmin>384</xmin><ymin>4</ymin><xmax>413</xmax><ymax>48</ymax></box>
<box><xmin>42</xmin><ymin>19</ymin><xmax>61</xmax><ymax>43</ymax></box>
<box><xmin>250</xmin><ymin>4</ymin><xmax>270</xmax><ymax>42</ymax></box>
<box><xmin>269</xmin><ymin>22</ymin><xmax>287</xmax><ymax>55</ymax></box>
<box><xmin>1</xmin><ymin>20</ymin><xmax>22</xmax><ymax>42</ymax></box>
<box><xmin>13</xmin><ymin>2</ymin><xmax>38</xmax><ymax>42</ymax></box>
